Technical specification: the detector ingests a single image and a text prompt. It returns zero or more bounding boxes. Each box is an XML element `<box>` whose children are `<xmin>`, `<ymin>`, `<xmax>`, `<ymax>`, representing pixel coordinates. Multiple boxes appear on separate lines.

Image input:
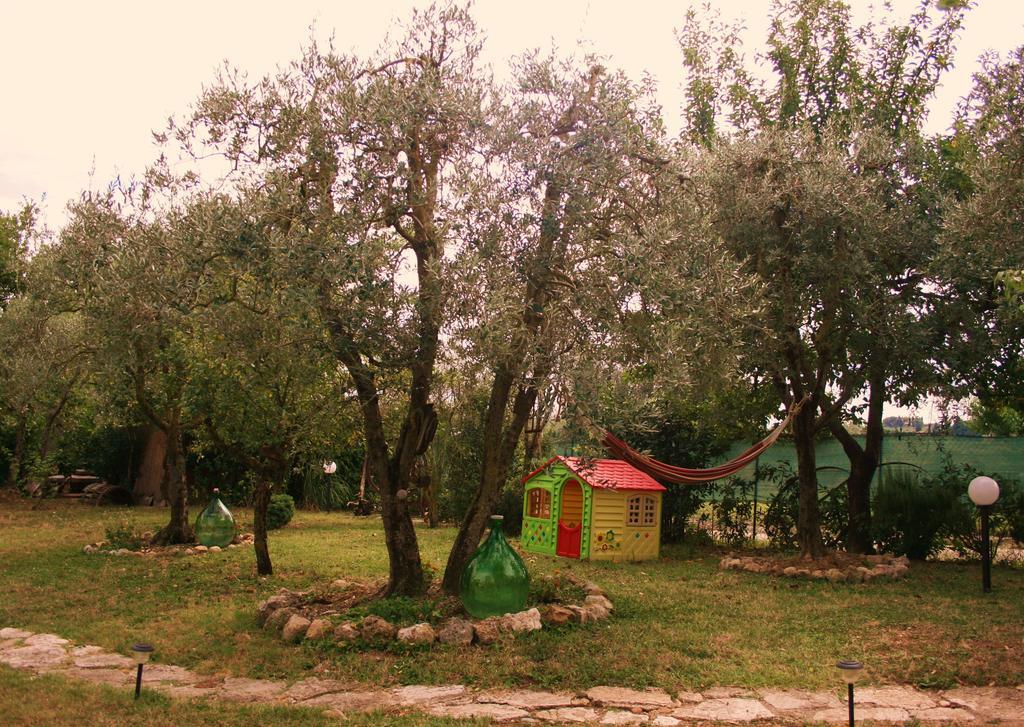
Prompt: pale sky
<box><xmin>2</xmin><ymin>1</ymin><xmax>1022</xmax><ymax>228</ymax></box>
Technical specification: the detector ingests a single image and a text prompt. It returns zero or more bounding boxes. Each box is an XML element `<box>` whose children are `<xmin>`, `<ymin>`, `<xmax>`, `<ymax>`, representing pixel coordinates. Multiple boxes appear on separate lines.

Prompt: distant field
<box><xmin>723</xmin><ymin>435</ymin><xmax>1024</xmax><ymax>500</ymax></box>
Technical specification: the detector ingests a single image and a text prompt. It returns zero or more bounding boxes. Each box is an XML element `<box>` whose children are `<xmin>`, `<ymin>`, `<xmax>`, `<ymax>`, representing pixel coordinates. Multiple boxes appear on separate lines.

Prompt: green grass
<box><xmin>1</xmin><ymin>497</ymin><xmax>1022</xmax><ymax>697</ymax></box>
<box><xmin>0</xmin><ymin>667</ymin><xmax>486</xmax><ymax>726</ymax></box>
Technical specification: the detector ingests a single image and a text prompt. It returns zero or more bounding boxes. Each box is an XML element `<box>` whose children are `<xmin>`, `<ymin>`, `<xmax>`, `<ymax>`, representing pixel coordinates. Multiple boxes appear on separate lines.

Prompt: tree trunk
<box><xmin>442</xmin><ymin>368</ymin><xmax>538</xmax><ymax>594</ymax></box>
<box><xmin>792</xmin><ymin>404</ymin><xmax>825</xmax><ymax>558</ymax></box>
<box><xmin>5</xmin><ymin>414</ymin><xmax>28</xmax><ymax>489</ymax></box>
<box><xmin>153</xmin><ymin>424</ymin><xmax>193</xmax><ymax>545</ymax></box>
<box><xmin>253</xmin><ymin>479</ymin><xmax>273</xmax><ymax>576</ymax></box>
<box><xmin>829</xmin><ymin>374</ymin><xmax>884</xmax><ymax>554</ymax></box>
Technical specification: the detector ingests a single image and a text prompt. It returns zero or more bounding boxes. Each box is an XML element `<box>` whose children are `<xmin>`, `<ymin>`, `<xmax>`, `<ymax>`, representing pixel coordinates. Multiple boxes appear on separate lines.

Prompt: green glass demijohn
<box><xmin>195</xmin><ymin>488</ymin><xmax>235</xmax><ymax>548</ymax></box>
<box><xmin>460</xmin><ymin>515</ymin><xmax>529</xmax><ymax>619</ymax></box>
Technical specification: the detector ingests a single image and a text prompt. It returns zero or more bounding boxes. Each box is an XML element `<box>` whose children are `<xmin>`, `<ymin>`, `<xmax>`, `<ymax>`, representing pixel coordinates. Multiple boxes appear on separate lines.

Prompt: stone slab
<box><xmin>23</xmin><ymin>634</ymin><xmax>69</xmax><ymax>648</ymax></box>
<box><xmin>302</xmin><ymin>690</ymin><xmax>392</xmax><ymax>713</ymax></box>
<box><xmin>651</xmin><ymin>717</ymin><xmax>681</xmax><ymax>727</ymax></box>
<box><xmin>535</xmin><ymin>707</ymin><xmax>603</xmax><ymax>722</ymax></box>
<box><xmin>392</xmin><ymin>684</ymin><xmax>468</xmax><ymax>705</ymax></box>
<box><xmin>673</xmin><ymin>698</ymin><xmax>774</xmax><ymax>722</ymax></box>
<box><xmin>857</xmin><ymin>686</ymin><xmax>937</xmax><ymax>709</ymax></box>
<box><xmin>759</xmin><ymin>688</ymin><xmax>842</xmax><ymax>711</ymax></box>
<box><xmin>942</xmin><ymin>687</ymin><xmax>1024</xmax><ymax>722</ymax></box>
<box><xmin>602</xmin><ymin>710</ymin><xmax>649</xmax><ymax>724</ymax></box>
<box><xmin>811</xmin><ymin>706</ymin><xmax>910</xmax><ymax>723</ymax></box>
<box><xmin>0</xmin><ymin>644</ymin><xmax>68</xmax><ymax>669</ymax></box>
<box><xmin>587</xmin><ymin>686</ymin><xmax>675</xmax><ymax>709</ymax></box>
<box><xmin>915</xmin><ymin>707</ymin><xmax>976</xmax><ymax>721</ymax></box>
<box><xmin>142</xmin><ymin>664</ymin><xmax>200</xmax><ymax>684</ymax></box>
<box><xmin>64</xmin><ymin>667</ymin><xmax>133</xmax><ymax>687</ymax></box>
<box><xmin>220</xmin><ymin>676</ymin><xmax>287</xmax><ymax>702</ymax></box>
<box><xmin>73</xmin><ymin>652</ymin><xmax>136</xmax><ymax>669</ymax></box>
<box><xmin>284</xmin><ymin>677</ymin><xmax>350</xmax><ymax>702</ymax></box>
<box><xmin>0</xmin><ymin>628</ymin><xmax>34</xmax><ymax>639</ymax></box>
<box><xmin>475</xmin><ymin>689</ymin><xmax>577</xmax><ymax>709</ymax></box>
<box><xmin>427</xmin><ymin>703</ymin><xmax>530</xmax><ymax>722</ymax></box>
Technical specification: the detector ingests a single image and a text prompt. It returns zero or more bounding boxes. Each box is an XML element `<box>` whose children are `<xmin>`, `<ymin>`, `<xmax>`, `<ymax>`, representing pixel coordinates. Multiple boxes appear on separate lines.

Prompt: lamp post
<box><xmin>968</xmin><ymin>476</ymin><xmax>1000</xmax><ymax>593</ymax></box>
<box><xmin>837</xmin><ymin>660</ymin><xmax>863</xmax><ymax>727</ymax></box>
<box><xmin>130</xmin><ymin>643</ymin><xmax>154</xmax><ymax>699</ymax></box>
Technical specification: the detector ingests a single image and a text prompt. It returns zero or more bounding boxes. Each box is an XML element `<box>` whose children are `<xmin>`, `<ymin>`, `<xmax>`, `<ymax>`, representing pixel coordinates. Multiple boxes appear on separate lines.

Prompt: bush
<box><xmin>710</xmin><ymin>477</ymin><xmax>755</xmax><ymax>545</ymax></box>
<box><xmin>528</xmin><ymin>573</ymin><xmax>586</xmax><ymax>605</ymax></box>
<box><xmin>104</xmin><ymin>519</ymin><xmax>145</xmax><ymax>551</ymax></box>
<box><xmin>871</xmin><ymin>469</ymin><xmax>953</xmax><ymax>560</ymax></box>
<box><xmin>266</xmin><ymin>493</ymin><xmax>295</xmax><ymax>530</ymax></box>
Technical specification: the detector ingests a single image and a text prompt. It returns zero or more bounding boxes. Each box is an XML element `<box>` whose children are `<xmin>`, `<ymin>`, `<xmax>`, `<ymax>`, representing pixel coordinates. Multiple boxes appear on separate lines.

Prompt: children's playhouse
<box><xmin>521</xmin><ymin>456</ymin><xmax>665</xmax><ymax>562</ymax></box>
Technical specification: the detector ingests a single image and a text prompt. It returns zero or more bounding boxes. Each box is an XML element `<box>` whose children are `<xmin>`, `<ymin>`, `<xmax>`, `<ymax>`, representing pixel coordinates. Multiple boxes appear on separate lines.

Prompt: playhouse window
<box><xmin>628</xmin><ymin>495</ymin><xmax>657</xmax><ymax>527</ymax></box>
<box><xmin>527</xmin><ymin>488</ymin><xmax>551</xmax><ymax>519</ymax></box>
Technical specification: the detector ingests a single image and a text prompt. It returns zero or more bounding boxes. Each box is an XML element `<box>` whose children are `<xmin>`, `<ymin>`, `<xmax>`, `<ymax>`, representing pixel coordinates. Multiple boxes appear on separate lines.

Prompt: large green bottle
<box><xmin>460</xmin><ymin>515</ymin><xmax>529</xmax><ymax>619</ymax></box>
<box><xmin>195</xmin><ymin>488</ymin><xmax>235</xmax><ymax>548</ymax></box>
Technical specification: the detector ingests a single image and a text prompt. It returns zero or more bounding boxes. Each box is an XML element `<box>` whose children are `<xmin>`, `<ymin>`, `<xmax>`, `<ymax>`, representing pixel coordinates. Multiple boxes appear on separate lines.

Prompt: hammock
<box><xmin>600</xmin><ymin>397</ymin><xmax>808</xmax><ymax>484</ymax></box>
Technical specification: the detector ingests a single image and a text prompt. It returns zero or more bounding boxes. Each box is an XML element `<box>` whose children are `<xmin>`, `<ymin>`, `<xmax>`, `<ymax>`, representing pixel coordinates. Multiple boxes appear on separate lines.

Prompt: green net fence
<box><xmin>723</xmin><ymin>434</ymin><xmax>1024</xmax><ymax>500</ymax></box>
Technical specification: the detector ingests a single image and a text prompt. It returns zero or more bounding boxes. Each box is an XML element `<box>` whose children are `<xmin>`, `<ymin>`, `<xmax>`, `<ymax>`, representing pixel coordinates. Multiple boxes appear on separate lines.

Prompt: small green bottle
<box><xmin>460</xmin><ymin>515</ymin><xmax>529</xmax><ymax>619</ymax></box>
<box><xmin>195</xmin><ymin>488</ymin><xmax>235</xmax><ymax>548</ymax></box>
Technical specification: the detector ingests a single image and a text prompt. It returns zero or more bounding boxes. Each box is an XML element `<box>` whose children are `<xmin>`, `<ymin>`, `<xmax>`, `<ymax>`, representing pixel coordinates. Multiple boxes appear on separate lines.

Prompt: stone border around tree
<box><xmin>257</xmin><ymin>574</ymin><xmax>614</xmax><ymax>648</ymax></box>
<box><xmin>719</xmin><ymin>553</ymin><xmax>910</xmax><ymax>582</ymax></box>
<box><xmin>82</xmin><ymin>532</ymin><xmax>256</xmax><ymax>557</ymax></box>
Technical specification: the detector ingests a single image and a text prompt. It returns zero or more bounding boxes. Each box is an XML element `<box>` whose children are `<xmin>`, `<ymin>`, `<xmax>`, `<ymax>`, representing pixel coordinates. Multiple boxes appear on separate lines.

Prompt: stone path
<box><xmin>2</xmin><ymin>627</ymin><xmax>1023</xmax><ymax>724</ymax></box>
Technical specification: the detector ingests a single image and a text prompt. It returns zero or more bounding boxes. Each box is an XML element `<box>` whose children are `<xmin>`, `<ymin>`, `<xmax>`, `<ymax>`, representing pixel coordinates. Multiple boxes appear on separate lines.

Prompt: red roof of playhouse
<box><xmin>523</xmin><ymin>456</ymin><xmax>667</xmax><ymax>492</ymax></box>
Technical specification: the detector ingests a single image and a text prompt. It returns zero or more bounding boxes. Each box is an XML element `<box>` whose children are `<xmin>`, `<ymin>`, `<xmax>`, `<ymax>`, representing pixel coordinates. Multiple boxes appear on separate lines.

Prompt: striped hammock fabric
<box><xmin>600</xmin><ymin>397</ymin><xmax>808</xmax><ymax>484</ymax></box>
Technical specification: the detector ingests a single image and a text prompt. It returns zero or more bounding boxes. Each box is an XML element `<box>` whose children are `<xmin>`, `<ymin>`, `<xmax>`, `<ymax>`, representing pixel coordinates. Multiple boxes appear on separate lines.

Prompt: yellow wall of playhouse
<box><xmin>588</xmin><ymin>490</ymin><xmax>662</xmax><ymax>561</ymax></box>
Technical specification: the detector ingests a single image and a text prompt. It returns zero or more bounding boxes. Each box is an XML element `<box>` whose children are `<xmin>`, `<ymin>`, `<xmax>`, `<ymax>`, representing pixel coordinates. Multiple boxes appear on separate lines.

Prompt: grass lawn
<box><xmin>1</xmin><ymin>496</ymin><xmax>1021</xmax><ymax>706</ymax></box>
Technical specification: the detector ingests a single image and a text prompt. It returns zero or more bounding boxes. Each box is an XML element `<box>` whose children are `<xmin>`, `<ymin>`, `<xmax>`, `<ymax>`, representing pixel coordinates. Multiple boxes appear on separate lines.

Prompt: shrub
<box><xmin>104</xmin><ymin>519</ymin><xmax>145</xmax><ymax>551</ymax></box>
<box><xmin>871</xmin><ymin>469</ymin><xmax>952</xmax><ymax>560</ymax></box>
<box><xmin>710</xmin><ymin>477</ymin><xmax>755</xmax><ymax>545</ymax></box>
<box><xmin>528</xmin><ymin>573</ymin><xmax>586</xmax><ymax>605</ymax></box>
<box><xmin>266</xmin><ymin>494</ymin><xmax>295</xmax><ymax>530</ymax></box>
<box><xmin>362</xmin><ymin>596</ymin><xmax>441</xmax><ymax>626</ymax></box>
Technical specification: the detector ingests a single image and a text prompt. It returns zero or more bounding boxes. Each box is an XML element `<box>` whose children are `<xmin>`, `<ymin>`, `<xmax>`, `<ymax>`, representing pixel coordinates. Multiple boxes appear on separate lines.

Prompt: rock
<box><xmin>587</xmin><ymin>686</ymin><xmax>674</xmax><ymax>709</ymax></box>
<box><xmin>334</xmin><ymin>622</ymin><xmax>359</xmax><ymax>643</ymax></box>
<box><xmin>825</xmin><ymin>569</ymin><xmax>845</xmax><ymax>582</ymax></box>
<box><xmin>282</xmin><ymin>614</ymin><xmax>311</xmax><ymax>643</ymax></box>
<box><xmin>601</xmin><ymin>710</ymin><xmax>648</xmax><ymax>724</ymax></box>
<box><xmin>114</xmin><ymin>548</ymin><xmax>131</xmax><ymax>556</ymax></box>
<box><xmin>651</xmin><ymin>717</ymin><xmax>681</xmax><ymax>726</ymax></box>
<box><xmin>330</xmin><ymin>579</ymin><xmax>351</xmax><ymax>590</ymax></box>
<box><xmin>302</xmin><ymin>689</ymin><xmax>392</xmax><ymax>713</ymax></box>
<box><xmin>256</xmin><ymin>594</ymin><xmax>292</xmax><ymax>626</ymax></box>
<box><xmin>584</xmin><ymin>594</ymin><xmax>614</xmax><ymax>612</ymax></box>
<box><xmin>305</xmin><ymin>619</ymin><xmax>333</xmax><ymax>641</ymax></box>
<box><xmin>208</xmin><ymin>546</ymin><xmax>221</xmax><ymax>553</ymax></box>
<box><xmin>82</xmin><ymin>545</ymin><xmax>95</xmax><ymax>554</ymax></box>
<box><xmin>227</xmin><ymin>544</ymin><xmax>238</xmax><ymax>549</ymax></box>
<box><xmin>397</xmin><ymin>623</ymin><xmax>436</xmax><ymax>644</ymax></box>
<box><xmin>24</xmin><ymin>634</ymin><xmax>69</xmax><ymax>648</ymax></box>
<box><xmin>0</xmin><ymin>643</ymin><xmax>68</xmax><ymax>669</ymax></box>
<box><xmin>428</xmin><ymin>703</ymin><xmax>530</xmax><ymax>722</ymax></box>
<box><xmin>582</xmin><ymin>581</ymin><xmax>605</xmax><ymax>596</ymax></box>
<box><xmin>702</xmin><ymin>687</ymin><xmax>753</xmax><ymax>699</ymax></box>
<box><xmin>473</xmin><ymin>618</ymin><xmax>501</xmax><ymax>645</ymax></box>
<box><xmin>535</xmin><ymin>707</ymin><xmax>602</xmax><ymax>722</ymax></box>
<box><xmin>498</xmin><ymin>608</ymin><xmax>542</xmax><ymax>633</ymax></box>
<box><xmin>675</xmin><ymin>691</ymin><xmax>702</xmax><ymax>703</ymax></box>
<box><xmin>673</xmin><ymin>698</ymin><xmax>774</xmax><ymax>722</ymax></box>
<box><xmin>264</xmin><ymin>607</ymin><xmax>296</xmax><ymax>632</ymax></box>
<box><xmin>194</xmin><ymin>545</ymin><xmax>208</xmax><ymax>553</ymax></box>
<box><xmin>540</xmin><ymin>605</ymin><xmax>576</xmax><ymax>627</ymax></box>
<box><xmin>583</xmin><ymin>602</ymin><xmax>610</xmax><ymax>621</ymax></box>
<box><xmin>392</xmin><ymin>684</ymin><xmax>467</xmax><ymax>705</ymax></box>
<box><xmin>566</xmin><ymin>605</ymin><xmax>592</xmax><ymax>624</ymax></box>
<box><xmin>782</xmin><ymin>566</ymin><xmax>798</xmax><ymax>577</ymax></box>
<box><xmin>915</xmin><ymin>707</ymin><xmax>976</xmax><ymax>721</ymax></box>
<box><xmin>360</xmin><ymin>615</ymin><xmax>396</xmax><ymax>642</ymax></box>
<box><xmin>437</xmin><ymin>618</ymin><xmax>474</xmax><ymax>646</ymax></box>
<box><xmin>0</xmin><ymin>628</ymin><xmax>33</xmax><ymax>640</ymax></box>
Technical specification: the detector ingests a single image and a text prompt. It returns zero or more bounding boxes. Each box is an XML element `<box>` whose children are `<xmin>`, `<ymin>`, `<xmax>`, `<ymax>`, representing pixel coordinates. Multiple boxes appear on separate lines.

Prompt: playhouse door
<box><xmin>556</xmin><ymin>479</ymin><xmax>583</xmax><ymax>558</ymax></box>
